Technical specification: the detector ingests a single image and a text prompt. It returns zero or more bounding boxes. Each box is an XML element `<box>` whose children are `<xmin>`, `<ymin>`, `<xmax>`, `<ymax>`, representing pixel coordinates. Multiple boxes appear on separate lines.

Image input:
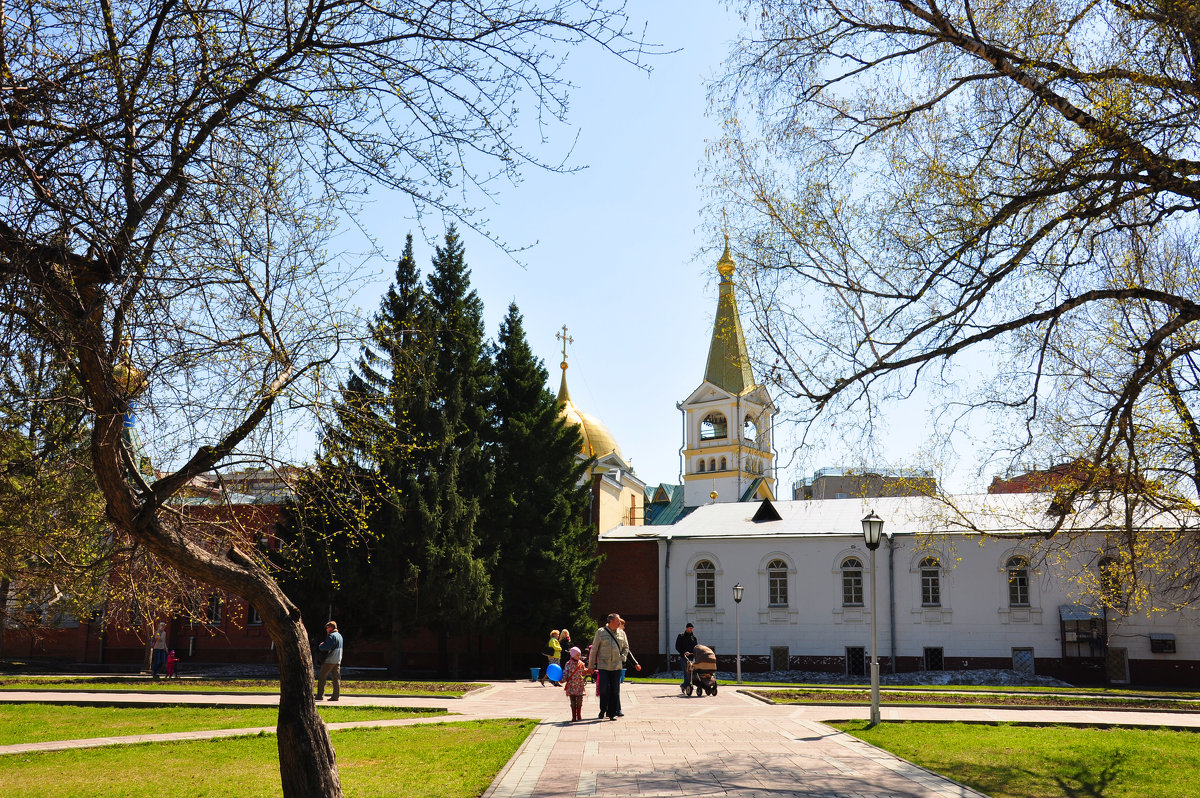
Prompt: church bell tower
<box><xmin>680</xmin><ymin>236</ymin><xmax>776</xmax><ymax>507</ymax></box>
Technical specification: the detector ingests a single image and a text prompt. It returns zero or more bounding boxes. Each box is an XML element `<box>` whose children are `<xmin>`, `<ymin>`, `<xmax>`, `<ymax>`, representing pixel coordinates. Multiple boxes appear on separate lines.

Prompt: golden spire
<box><xmin>704</xmin><ymin>234</ymin><xmax>755</xmax><ymax>394</ymax></box>
<box><xmin>555</xmin><ymin>324</ymin><xmax>574</xmax><ymax>403</ymax></box>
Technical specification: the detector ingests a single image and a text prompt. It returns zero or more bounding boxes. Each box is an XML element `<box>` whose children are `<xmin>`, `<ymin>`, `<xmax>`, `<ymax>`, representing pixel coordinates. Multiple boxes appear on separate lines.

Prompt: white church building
<box><xmin>587</xmin><ymin>238</ymin><xmax>1200</xmax><ymax>687</ymax></box>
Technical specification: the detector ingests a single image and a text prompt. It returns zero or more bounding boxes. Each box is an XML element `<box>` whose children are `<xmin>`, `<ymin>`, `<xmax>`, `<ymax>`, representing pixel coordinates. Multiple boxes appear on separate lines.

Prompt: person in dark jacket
<box><xmin>675</xmin><ymin>622</ymin><xmax>697</xmax><ymax>692</ymax></box>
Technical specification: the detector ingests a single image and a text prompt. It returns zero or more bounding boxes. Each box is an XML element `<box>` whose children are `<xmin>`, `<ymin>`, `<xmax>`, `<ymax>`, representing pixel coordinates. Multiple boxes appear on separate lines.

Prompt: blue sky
<box><xmin>338</xmin><ymin>3</ymin><xmax>970</xmax><ymax>494</ymax></box>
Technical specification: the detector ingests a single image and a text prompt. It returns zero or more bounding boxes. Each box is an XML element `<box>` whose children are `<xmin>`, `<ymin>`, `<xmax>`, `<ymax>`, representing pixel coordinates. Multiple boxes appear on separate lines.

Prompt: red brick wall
<box><xmin>590</xmin><ymin>540</ymin><xmax>660</xmax><ymax>667</ymax></box>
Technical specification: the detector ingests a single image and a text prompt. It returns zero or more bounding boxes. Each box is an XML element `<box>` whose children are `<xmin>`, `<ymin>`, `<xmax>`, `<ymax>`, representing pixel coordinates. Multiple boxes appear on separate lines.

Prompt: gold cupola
<box><xmin>555</xmin><ymin>326</ymin><xmax>622</xmax><ymax>460</ymax></box>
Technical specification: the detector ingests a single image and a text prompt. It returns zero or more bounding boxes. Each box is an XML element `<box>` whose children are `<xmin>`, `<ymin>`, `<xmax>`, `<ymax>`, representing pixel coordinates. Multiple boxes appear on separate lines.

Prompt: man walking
<box><xmin>589</xmin><ymin>613</ymin><xmax>631</xmax><ymax>720</ymax></box>
<box><xmin>674</xmin><ymin>622</ymin><xmax>697</xmax><ymax>693</ymax></box>
<box><xmin>315</xmin><ymin>621</ymin><xmax>343</xmax><ymax>701</ymax></box>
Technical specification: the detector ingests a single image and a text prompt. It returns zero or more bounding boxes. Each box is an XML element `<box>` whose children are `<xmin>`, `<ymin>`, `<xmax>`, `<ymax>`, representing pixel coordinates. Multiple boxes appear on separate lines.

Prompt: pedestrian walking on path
<box><xmin>150</xmin><ymin>622</ymin><xmax>168</xmax><ymax>678</ymax></box>
<box><xmin>588</xmin><ymin>613</ymin><xmax>633</xmax><ymax>720</ymax></box>
<box><xmin>539</xmin><ymin>630</ymin><xmax>561</xmax><ymax>686</ymax></box>
<box><xmin>674</xmin><ymin>621</ymin><xmax>696</xmax><ymax>692</ymax></box>
<box><xmin>560</xmin><ymin>646</ymin><xmax>589</xmax><ymax>722</ymax></box>
<box><xmin>315</xmin><ymin>620</ymin><xmax>343</xmax><ymax>701</ymax></box>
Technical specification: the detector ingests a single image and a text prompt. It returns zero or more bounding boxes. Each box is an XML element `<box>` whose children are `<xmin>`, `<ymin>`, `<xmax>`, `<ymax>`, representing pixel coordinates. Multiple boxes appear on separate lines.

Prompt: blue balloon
<box><xmin>546</xmin><ymin>663</ymin><xmax>563</xmax><ymax>682</ymax></box>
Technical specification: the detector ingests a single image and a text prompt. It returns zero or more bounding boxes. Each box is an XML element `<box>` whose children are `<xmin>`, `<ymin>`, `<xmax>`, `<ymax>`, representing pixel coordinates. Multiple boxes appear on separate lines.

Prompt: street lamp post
<box><xmin>732</xmin><ymin>582</ymin><xmax>744</xmax><ymax>684</ymax></box>
<box><xmin>861</xmin><ymin>511</ymin><xmax>885</xmax><ymax>727</ymax></box>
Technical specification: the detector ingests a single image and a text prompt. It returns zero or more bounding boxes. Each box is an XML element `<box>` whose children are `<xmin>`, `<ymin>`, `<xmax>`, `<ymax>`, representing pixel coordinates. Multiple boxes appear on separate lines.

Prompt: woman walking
<box><xmin>540</xmin><ymin>629</ymin><xmax>562</xmax><ymax>686</ymax></box>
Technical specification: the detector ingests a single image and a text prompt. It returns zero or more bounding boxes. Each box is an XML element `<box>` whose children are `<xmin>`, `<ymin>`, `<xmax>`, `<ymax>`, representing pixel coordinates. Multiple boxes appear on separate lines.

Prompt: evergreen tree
<box><xmin>282</xmin><ymin>235</ymin><xmax>433</xmax><ymax>667</ymax></box>
<box><xmin>487</xmin><ymin>303</ymin><xmax>596</xmax><ymax>670</ymax></box>
<box><xmin>415</xmin><ymin>227</ymin><xmax>493</xmax><ymax>668</ymax></box>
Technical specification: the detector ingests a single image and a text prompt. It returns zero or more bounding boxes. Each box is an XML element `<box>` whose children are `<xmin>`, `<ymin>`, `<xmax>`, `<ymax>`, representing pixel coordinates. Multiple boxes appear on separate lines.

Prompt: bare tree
<box><xmin>0</xmin><ymin>2</ymin><xmax>640</xmax><ymax>795</ymax></box>
<box><xmin>710</xmin><ymin>0</ymin><xmax>1200</xmax><ymax>608</ymax></box>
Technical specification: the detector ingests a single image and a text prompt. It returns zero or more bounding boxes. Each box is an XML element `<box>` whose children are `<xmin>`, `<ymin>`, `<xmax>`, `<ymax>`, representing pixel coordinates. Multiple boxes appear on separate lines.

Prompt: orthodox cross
<box><xmin>556</xmin><ymin>324</ymin><xmax>573</xmax><ymax>363</ymax></box>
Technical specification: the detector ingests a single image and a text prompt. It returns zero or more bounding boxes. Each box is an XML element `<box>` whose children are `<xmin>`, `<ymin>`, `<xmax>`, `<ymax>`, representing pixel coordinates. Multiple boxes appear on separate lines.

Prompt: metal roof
<box><xmin>599</xmin><ymin>492</ymin><xmax>1198</xmax><ymax>541</ymax></box>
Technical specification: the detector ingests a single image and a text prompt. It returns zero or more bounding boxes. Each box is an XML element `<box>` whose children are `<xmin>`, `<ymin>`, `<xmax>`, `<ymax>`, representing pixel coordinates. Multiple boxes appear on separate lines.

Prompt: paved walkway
<box><xmin>3</xmin><ymin>679</ymin><xmax>1199</xmax><ymax>797</ymax></box>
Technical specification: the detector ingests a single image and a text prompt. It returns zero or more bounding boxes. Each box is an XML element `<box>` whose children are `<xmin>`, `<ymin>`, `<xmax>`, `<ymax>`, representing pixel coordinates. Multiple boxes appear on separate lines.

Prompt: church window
<box><xmin>841</xmin><ymin>557</ymin><xmax>864</xmax><ymax>606</ymax></box>
<box><xmin>698</xmin><ymin>459</ymin><xmax>705</xmax><ymax>473</ymax></box>
<box><xmin>695</xmin><ymin>560</ymin><xmax>715</xmax><ymax>607</ymax></box>
<box><xmin>709</xmin><ymin>458</ymin><xmax>716</xmax><ymax>472</ymax></box>
<box><xmin>920</xmin><ymin>557</ymin><xmax>941</xmax><ymax>607</ymax></box>
<box><xmin>700</xmin><ymin>413</ymin><xmax>727</xmax><ymax>440</ymax></box>
<box><xmin>720</xmin><ymin>457</ymin><xmax>727</xmax><ymax>471</ymax></box>
<box><xmin>767</xmin><ymin>559</ymin><xmax>788</xmax><ymax>606</ymax></box>
<box><xmin>1007</xmin><ymin>556</ymin><xmax>1030</xmax><ymax>607</ymax></box>
<box><xmin>744</xmin><ymin>415</ymin><xmax>758</xmax><ymax>441</ymax></box>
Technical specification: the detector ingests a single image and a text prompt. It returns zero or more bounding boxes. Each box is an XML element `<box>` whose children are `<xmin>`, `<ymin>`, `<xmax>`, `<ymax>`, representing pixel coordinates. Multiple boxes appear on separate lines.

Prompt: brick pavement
<box><xmin>3</xmin><ymin>677</ymin><xmax>1199</xmax><ymax>796</ymax></box>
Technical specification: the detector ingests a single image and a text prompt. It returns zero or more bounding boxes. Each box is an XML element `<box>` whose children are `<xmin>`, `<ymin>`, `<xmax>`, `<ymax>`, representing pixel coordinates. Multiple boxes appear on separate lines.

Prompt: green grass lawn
<box><xmin>0</xmin><ymin>703</ymin><xmax>447</xmax><ymax>745</ymax></box>
<box><xmin>0</xmin><ymin>677</ymin><xmax>477</xmax><ymax>696</ymax></box>
<box><xmin>833</xmin><ymin>721</ymin><xmax>1200</xmax><ymax>798</ymax></box>
<box><xmin>757</xmin><ymin>688</ymin><xmax>1200</xmax><ymax>711</ymax></box>
<box><xmin>0</xmin><ymin>719</ymin><xmax>534</xmax><ymax>798</ymax></box>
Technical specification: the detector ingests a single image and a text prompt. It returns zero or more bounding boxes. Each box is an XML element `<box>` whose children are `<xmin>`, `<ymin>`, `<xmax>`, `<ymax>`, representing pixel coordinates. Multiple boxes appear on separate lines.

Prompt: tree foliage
<box><xmin>487</xmin><ymin>302</ymin><xmax>596</xmax><ymax>659</ymax></box>
<box><xmin>286</xmin><ymin>249</ymin><xmax>598</xmax><ymax>675</ymax></box>
<box><xmin>0</xmin><ymin>1</ymin><xmax>639</xmax><ymax>794</ymax></box>
<box><xmin>0</xmin><ymin>325</ymin><xmax>109</xmax><ymax>639</ymax></box>
<box><xmin>711</xmin><ymin>0</ymin><xmax>1200</xmax><ymax>609</ymax></box>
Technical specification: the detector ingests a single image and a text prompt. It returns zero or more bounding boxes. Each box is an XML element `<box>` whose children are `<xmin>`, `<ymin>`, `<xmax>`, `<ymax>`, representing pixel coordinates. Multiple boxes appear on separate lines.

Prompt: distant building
<box><xmin>988</xmin><ymin>459</ymin><xmax>1140</xmax><ymax>495</ymax></box>
<box><xmin>793</xmin><ymin>467</ymin><xmax>938</xmax><ymax>500</ymax></box>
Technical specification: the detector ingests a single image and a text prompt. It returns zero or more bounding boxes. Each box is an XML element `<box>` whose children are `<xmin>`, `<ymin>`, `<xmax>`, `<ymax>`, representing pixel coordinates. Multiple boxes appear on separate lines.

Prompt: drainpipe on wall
<box><xmin>663</xmin><ymin>535</ymin><xmax>672</xmax><ymax>673</ymax></box>
<box><xmin>887</xmin><ymin>534</ymin><xmax>897</xmax><ymax>674</ymax></box>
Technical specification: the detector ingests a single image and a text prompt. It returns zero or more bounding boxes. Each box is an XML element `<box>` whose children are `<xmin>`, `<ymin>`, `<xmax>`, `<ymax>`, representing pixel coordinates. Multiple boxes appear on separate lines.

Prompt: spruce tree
<box><xmin>413</xmin><ymin>227</ymin><xmax>493</xmax><ymax>670</ymax></box>
<box><xmin>487</xmin><ymin>303</ymin><xmax>597</xmax><ymax>670</ymax></box>
<box><xmin>282</xmin><ymin>235</ymin><xmax>433</xmax><ymax>667</ymax></box>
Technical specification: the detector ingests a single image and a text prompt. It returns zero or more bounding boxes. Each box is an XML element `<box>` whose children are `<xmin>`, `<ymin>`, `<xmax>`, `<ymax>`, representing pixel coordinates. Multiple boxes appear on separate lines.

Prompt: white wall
<box><xmin>663</xmin><ymin>532</ymin><xmax>1200</xmax><ymax>669</ymax></box>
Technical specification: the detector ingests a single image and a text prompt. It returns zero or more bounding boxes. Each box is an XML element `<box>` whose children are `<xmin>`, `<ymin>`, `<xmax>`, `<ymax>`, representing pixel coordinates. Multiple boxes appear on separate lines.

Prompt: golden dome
<box><xmin>557</xmin><ymin>361</ymin><xmax>622</xmax><ymax>460</ymax></box>
<box><xmin>716</xmin><ymin>233</ymin><xmax>736</xmax><ymax>280</ymax></box>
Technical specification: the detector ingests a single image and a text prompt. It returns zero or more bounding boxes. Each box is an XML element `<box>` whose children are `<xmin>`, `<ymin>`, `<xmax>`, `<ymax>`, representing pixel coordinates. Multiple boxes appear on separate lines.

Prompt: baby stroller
<box><xmin>683</xmin><ymin>644</ymin><xmax>718</xmax><ymax>697</ymax></box>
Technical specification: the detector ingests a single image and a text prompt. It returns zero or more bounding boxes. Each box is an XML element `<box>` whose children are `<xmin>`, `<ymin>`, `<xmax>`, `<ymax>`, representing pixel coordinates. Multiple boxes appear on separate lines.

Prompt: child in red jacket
<box><xmin>561</xmin><ymin>647</ymin><xmax>591</xmax><ymax>722</ymax></box>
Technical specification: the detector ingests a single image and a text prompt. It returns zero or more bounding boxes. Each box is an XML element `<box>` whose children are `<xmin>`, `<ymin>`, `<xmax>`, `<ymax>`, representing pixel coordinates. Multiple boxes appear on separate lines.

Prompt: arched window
<box><xmin>744</xmin><ymin>415</ymin><xmax>758</xmax><ymax>441</ymax></box>
<box><xmin>698</xmin><ymin>459</ymin><xmax>705</xmax><ymax>473</ymax></box>
<box><xmin>700</xmin><ymin>412</ymin><xmax>728</xmax><ymax>440</ymax></box>
<box><xmin>695</xmin><ymin>560</ymin><xmax>715</xmax><ymax>607</ymax></box>
<box><xmin>841</xmin><ymin>557</ymin><xmax>864</xmax><ymax>606</ymax></box>
<box><xmin>767</xmin><ymin>559</ymin><xmax>788</xmax><ymax>606</ymax></box>
<box><xmin>920</xmin><ymin>557</ymin><xmax>941</xmax><ymax>607</ymax></box>
<box><xmin>1098</xmin><ymin>556</ymin><xmax>1121</xmax><ymax>606</ymax></box>
<box><xmin>1006</xmin><ymin>556</ymin><xmax>1030</xmax><ymax>607</ymax></box>
<box><xmin>719</xmin><ymin>456</ymin><xmax>727</xmax><ymax>471</ymax></box>
<box><xmin>709</xmin><ymin>458</ymin><xmax>716</xmax><ymax>472</ymax></box>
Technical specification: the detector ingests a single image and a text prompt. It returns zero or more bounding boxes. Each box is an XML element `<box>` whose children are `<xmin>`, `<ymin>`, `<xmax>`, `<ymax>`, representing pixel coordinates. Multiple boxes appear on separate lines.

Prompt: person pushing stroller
<box><xmin>683</xmin><ymin>643</ymin><xmax>718</xmax><ymax>697</ymax></box>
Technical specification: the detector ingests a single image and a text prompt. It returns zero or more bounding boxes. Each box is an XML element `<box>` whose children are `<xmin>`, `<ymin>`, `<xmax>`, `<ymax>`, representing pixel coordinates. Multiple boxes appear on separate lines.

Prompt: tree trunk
<box><xmin>0</xmin><ymin>577</ymin><xmax>8</xmax><ymax>656</ymax></box>
<box><xmin>87</xmin><ymin>419</ymin><xmax>344</xmax><ymax>796</ymax></box>
<box><xmin>388</xmin><ymin>613</ymin><xmax>404</xmax><ymax>677</ymax></box>
<box><xmin>437</xmin><ymin>627</ymin><xmax>449</xmax><ymax>676</ymax></box>
<box><xmin>273</xmin><ymin>613</ymin><xmax>342</xmax><ymax>797</ymax></box>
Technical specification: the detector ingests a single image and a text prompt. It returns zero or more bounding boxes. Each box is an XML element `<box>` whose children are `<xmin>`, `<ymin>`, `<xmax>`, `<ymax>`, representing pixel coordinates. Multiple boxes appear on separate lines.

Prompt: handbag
<box><xmin>541</xmin><ymin>645</ymin><xmax>554</xmax><ymax>656</ymax></box>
